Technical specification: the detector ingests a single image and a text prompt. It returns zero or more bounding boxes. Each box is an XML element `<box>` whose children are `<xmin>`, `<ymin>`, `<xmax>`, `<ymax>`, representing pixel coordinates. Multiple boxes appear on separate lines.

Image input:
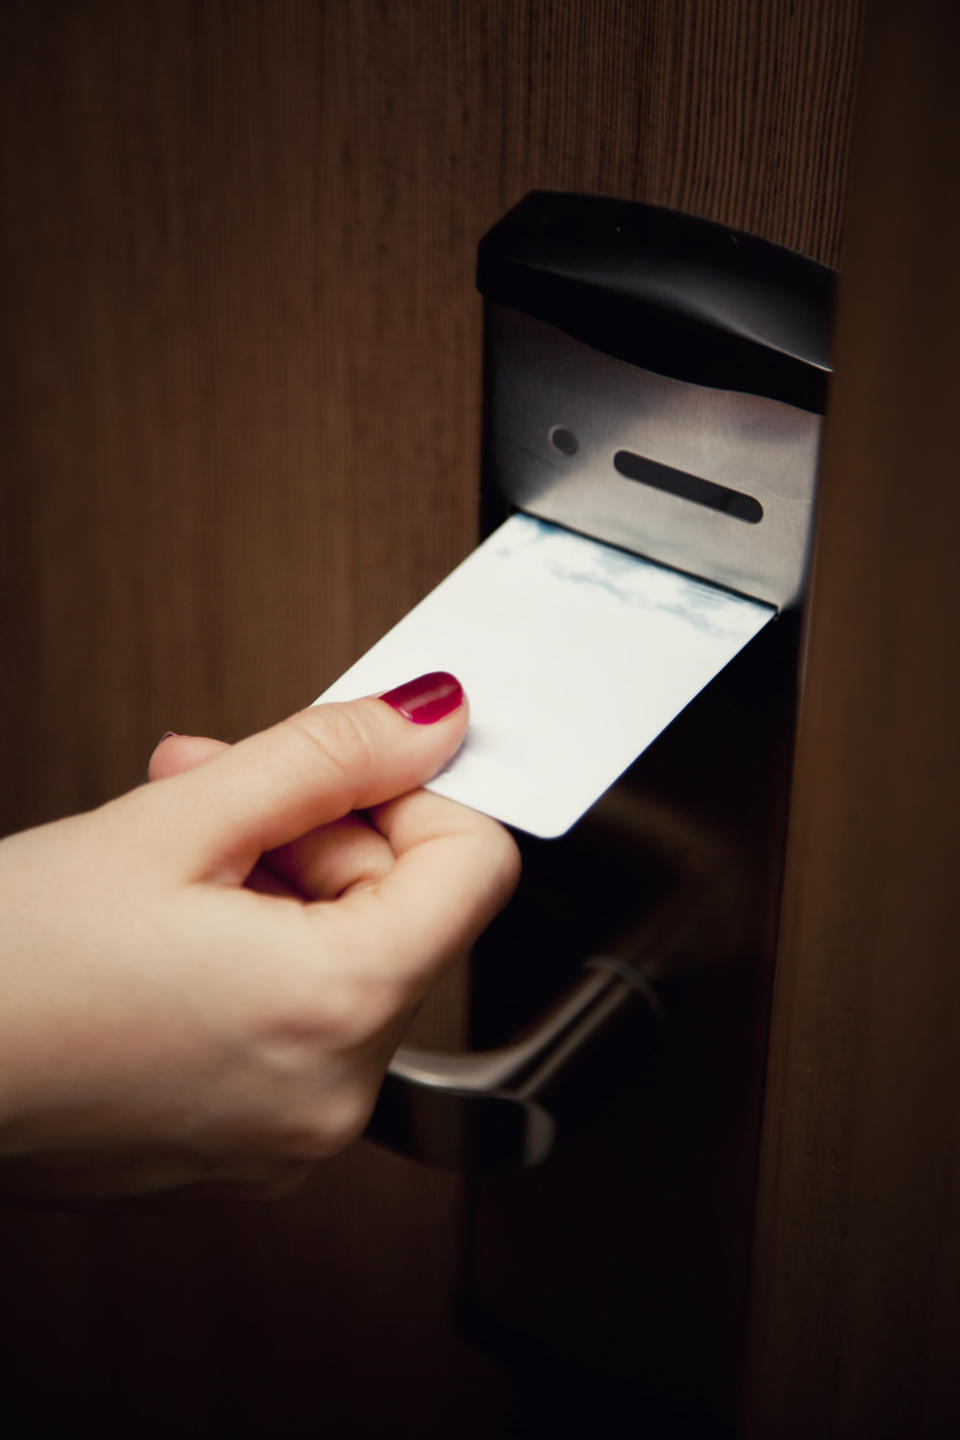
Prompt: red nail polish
<box><xmin>380</xmin><ymin>671</ymin><xmax>463</xmax><ymax>724</ymax></box>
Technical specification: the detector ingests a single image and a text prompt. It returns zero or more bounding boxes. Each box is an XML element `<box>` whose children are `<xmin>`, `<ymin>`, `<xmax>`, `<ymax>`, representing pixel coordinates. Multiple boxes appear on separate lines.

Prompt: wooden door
<box><xmin>0</xmin><ymin>4</ymin><xmax>861</xmax><ymax>1435</ymax></box>
<box><xmin>745</xmin><ymin>2</ymin><xmax>960</xmax><ymax>1434</ymax></box>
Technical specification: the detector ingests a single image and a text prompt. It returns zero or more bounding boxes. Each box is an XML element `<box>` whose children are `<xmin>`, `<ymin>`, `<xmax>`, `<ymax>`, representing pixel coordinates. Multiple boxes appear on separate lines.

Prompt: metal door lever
<box><xmin>365</xmin><ymin>955</ymin><xmax>664</xmax><ymax>1175</ymax></box>
<box><xmin>364</xmin><ymin>796</ymin><xmax>745</xmax><ymax>1175</ymax></box>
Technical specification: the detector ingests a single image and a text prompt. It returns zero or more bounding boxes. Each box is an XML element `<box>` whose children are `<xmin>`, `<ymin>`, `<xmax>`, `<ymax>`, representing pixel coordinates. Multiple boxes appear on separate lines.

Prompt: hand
<box><xmin>0</xmin><ymin>674</ymin><xmax>520</xmax><ymax>1204</ymax></box>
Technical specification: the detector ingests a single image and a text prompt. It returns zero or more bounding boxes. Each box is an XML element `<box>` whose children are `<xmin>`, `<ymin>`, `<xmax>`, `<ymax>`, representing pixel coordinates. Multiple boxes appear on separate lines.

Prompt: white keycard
<box><xmin>316</xmin><ymin>514</ymin><xmax>774</xmax><ymax>838</ymax></box>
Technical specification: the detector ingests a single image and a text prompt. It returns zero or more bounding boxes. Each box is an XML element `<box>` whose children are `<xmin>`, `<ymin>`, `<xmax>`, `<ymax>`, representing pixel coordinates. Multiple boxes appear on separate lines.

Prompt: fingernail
<box><xmin>157</xmin><ymin>731</ymin><xmax>179</xmax><ymax>744</ymax></box>
<box><xmin>380</xmin><ymin>671</ymin><xmax>463</xmax><ymax>724</ymax></box>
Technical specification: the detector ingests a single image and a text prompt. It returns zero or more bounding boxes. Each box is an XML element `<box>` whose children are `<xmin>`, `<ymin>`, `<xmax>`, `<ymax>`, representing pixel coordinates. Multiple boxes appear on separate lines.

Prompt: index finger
<box><xmin>333</xmin><ymin>789</ymin><xmax>521</xmax><ymax>980</ymax></box>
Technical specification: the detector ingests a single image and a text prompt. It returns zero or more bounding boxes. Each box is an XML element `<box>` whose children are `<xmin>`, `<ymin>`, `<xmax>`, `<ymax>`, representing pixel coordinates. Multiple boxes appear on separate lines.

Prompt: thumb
<box><xmin>143</xmin><ymin>672</ymin><xmax>468</xmax><ymax>881</ymax></box>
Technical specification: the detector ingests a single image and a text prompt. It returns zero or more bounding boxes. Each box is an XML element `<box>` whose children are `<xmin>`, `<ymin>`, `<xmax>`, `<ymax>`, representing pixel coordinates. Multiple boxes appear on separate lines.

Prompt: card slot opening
<box><xmin>613</xmin><ymin>449</ymin><xmax>763</xmax><ymax>524</ymax></box>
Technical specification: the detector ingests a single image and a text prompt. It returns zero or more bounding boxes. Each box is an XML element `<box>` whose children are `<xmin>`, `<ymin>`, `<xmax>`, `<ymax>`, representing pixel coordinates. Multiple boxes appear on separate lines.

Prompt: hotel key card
<box><xmin>316</xmin><ymin>513</ymin><xmax>774</xmax><ymax>838</ymax></box>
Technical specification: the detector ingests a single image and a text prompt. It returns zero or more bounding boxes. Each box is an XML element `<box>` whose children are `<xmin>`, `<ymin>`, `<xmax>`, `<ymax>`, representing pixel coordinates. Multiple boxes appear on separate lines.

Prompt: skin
<box><xmin>0</xmin><ymin>689</ymin><xmax>520</xmax><ymax>1205</ymax></box>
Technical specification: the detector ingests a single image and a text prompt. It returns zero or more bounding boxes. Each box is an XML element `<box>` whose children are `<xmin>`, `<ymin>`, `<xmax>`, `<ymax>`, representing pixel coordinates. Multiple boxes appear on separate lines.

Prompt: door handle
<box><xmin>364</xmin><ymin>795</ymin><xmax>746</xmax><ymax>1175</ymax></box>
<box><xmin>365</xmin><ymin>955</ymin><xmax>663</xmax><ymax>1175</ymax></box>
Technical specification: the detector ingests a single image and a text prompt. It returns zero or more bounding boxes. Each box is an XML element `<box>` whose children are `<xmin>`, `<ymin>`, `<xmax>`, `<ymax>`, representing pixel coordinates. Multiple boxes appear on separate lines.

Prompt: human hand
<box><xmin>0</xmin><ymin>674</ymin><xmax>520</xmax><ymax>1204</ymax></box>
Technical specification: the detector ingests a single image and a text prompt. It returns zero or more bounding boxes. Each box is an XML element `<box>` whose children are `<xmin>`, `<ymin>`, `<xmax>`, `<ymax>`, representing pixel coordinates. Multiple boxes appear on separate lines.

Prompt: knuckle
<box><xmin>323</xmin><ymin>834</ymin><xmax>395</xmax><ymax>900</ymax></box>
<box><xmin>322</xmin><ymin>1085</ymin><xmax>379</xmax><ymax>1151</ymax></box>
<box><xmin>473</xmin><ymin>816</ymin><xmax>523</xmax><ymax>908</ymax></box>
<box><xmin>319</xmin><ymin>967</ymin><xmax>409</xmax><ymax>1045</ymax></box>
<box><xmin>279</xmin><ymin>1085</ymin><xmax>379</xmax><ymax>1162</ymax></box>
<box><xmin>299</xmin><ymin>974</ymin><xmax>369</xmax><ymax>1049</ymax></box>
<box><xmin>286</xmin><ymin>703</ymin><xmax>379</xmax><ymax>789</ymax></box>
<box><xmin>281</xmin><ymin>956</ymin><xmax>403</xmax><ymax>1052</ymax></box>
<box><xmin>333</xmin><ymin>844</ymin><xmax>395</xmax><ymax>897</ymax></box>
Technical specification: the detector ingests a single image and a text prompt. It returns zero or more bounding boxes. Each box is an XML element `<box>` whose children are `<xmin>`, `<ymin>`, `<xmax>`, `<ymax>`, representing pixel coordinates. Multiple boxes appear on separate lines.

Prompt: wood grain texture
<box><xmin>0</xmin><ymin>2</ymin><xmax>862</xmax><ymax>1435</ymax></box>
<box><xmin>1</xmin><ymin>0</ymin><xmax>862</xmax><ymax>830</ymax></box>
<box><xmin>745</xmin><ymin>2</ymin><xmax>960</xmax><ymax>1434</ymax></box>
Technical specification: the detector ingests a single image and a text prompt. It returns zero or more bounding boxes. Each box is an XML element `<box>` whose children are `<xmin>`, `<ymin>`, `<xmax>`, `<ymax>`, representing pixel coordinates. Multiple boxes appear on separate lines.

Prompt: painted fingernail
<box><xmin>157</xmin><ymin>731</ymin><xmax>179</xmax><ymax>744</ymax></box>
<box><xmin>380</xmin><ymin>671</ymin><xmax>463</xmax><ymax>724</ymax></box>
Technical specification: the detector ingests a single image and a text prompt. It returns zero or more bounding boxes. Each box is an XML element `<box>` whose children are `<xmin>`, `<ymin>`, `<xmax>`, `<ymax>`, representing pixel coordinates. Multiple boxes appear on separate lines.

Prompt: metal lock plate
<box><xmin>484</xmin><ymin>303</ymin><xmax>823</xmax><ymax>611</ymax></box>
